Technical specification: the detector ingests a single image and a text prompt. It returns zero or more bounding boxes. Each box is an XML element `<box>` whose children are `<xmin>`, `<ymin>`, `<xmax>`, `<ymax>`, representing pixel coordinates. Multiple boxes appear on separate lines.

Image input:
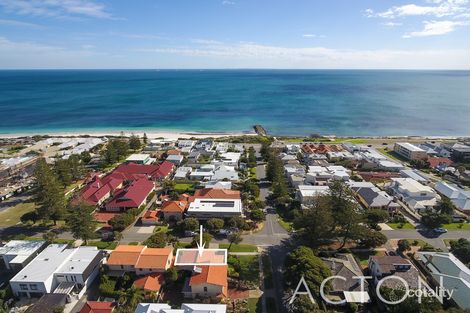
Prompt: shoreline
<box><xmin>0</xmin><ymin>129</ymin><xmax>257</xmax><ymax>140</ymax></box>
<box><xmin>0</xmin><ymin>129</ymin><xmax>467</xmax><ymax>141</ymax></box>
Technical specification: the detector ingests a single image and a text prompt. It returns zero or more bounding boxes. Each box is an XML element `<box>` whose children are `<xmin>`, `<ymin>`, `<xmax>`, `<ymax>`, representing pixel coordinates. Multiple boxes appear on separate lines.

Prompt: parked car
<box><xmin>433</xmin><ymin>228</ymin><xmax>448</xmax><ymax>234</ymax></box>
<box><xmin>184</xmin><ymin>230</ymin><xmax>198</xmax><ymax>237</ymax></box>
<box><xmin>218</xmin><ymin>229</ymin><xmax>233</xmax><ymax>236</ymax></box>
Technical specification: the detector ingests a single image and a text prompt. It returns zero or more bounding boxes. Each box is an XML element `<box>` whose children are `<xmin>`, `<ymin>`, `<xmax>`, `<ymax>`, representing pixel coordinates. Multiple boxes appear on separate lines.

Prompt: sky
<box><xmin>0</xmin><ymin>0</ymin><xmax>470</xmax><ymax>69</ymax></box>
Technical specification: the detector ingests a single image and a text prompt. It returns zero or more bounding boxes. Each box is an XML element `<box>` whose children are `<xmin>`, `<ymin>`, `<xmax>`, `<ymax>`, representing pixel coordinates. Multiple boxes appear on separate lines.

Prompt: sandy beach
<box><xmin>0</xmin><ymin>129</ymin><xmax>256</xmax><ymax>140</ymax></box>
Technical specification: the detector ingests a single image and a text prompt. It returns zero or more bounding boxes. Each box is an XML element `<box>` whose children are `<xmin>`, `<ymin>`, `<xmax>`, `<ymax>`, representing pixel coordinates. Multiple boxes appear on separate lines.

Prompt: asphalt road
<box><xmin>382</xmin><ymin>228</ymin><xmax>470</xmax><ymax>251</ymax></box>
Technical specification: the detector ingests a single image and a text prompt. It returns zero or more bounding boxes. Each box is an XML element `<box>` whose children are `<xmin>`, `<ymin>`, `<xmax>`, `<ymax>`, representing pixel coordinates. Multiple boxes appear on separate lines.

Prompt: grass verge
<box><xmin>0</xmin><ymin>202</ymin><xmax>37</xmax><ymax>227</ymax></box>
<box><xmin>219</xmin><ymin>243</ymin><xmax>258</xmax><ymax>252</ymax></box>
<box><xmin>387</xmin><ymin>223</ymin><xmax>416</xmax><ymax>230</ymax></box>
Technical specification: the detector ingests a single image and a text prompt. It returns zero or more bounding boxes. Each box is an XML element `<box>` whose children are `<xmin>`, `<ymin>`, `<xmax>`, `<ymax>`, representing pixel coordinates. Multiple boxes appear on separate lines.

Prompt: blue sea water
<box><xmin>0</xmin><ymin>69</ymin><xmax>469</xmax><ymax>136</ymax></box>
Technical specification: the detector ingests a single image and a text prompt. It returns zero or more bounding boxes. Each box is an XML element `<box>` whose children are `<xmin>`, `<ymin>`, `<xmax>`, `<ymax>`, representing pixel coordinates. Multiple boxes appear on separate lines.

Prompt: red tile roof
<box><xmin>301</xmin><ymin>143</ymin><xmax>343</xmax><ymax>154</ymax></box>
<box><xmin>107</xmin><ymin>245</ymin><xmax>172</xmax><ymax>271</ymax></box>
<box><xmin>161</xmin><ymin>201</ymin><xmax>188</xmax><ymax>213</ymax></box>
<box><xmin>111</xmin><ymin>161</ymin><xmax>174</xmax><ymax>181</ymax></box>
<box><xmin>192</xmin><ymin>188</ymin><xmax>240</xmax><ymax>200</ymax></box>
<box><xmin>93</xmin><ymin>212</ymin><xmax>119</xmax><ymax>223</ymax></box>
<box><xmin>427</xmin><ymin>157</ymin><xmax>453</xmax><ymax>168</ymax></box>
<box><xmin>75</xmin><ymin>176</ymin><xmax>123</xmax><ymax>206</ymax></box>
<box><xmin>189</xmin><ymin>265</ymin><xmax>228</xmax><ymax>296</ymax></box>
<box><xmin>105</xmin><ymin>179</ymin><xmax>154</xmax><ymax>210</ymax></box>
<box><xmin>80</xmin><ymin>301</ymin><xmax>114</xmax><ymax>313</ymax></box>
<box><xmin>133</xmin><ymin>273</ymin><xmax>165</xmax><ymax>292</ymax></box>
<box><xmin>142</xmin><ymin>210</ymin><xmax>159</xmax><ymax>221</ymax></box>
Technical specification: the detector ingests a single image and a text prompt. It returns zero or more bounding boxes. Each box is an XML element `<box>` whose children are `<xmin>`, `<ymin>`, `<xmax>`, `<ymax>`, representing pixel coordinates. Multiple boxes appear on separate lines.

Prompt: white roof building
<box><xmin>389</xmin><ymin>178</ymin><xmax>440</xmax><ymax>213</ymax></box>
<box><xmin>186</xmin><ymin>198</ymin><xmax>243</xmax><ymax>219</ymax></box>
<box><xmin>296</xmin><ymin>185</ymin><xmax>330</xmax><ymax>205</ymax></box>
<box><xmin>400</xmin><ymin>169</ymin><xmax>428</xmax><ymax>183</ymax></box>
<box><xmin>166</xmin><ymin>154</ymin><xmax>184</xmax><ymax>165</ymax></box>
<box><xmin>135</xmin><ymin>303</ymin><xmax>226</xmax><ymax>313</ymax></box>
<box><xmin>0</xmin><ymin>240</ymin><xmax>47</xmax><ymax>271</ymax></box>
<box><xmin>203</xmin><ymin>181</ymin><xmax>232</xmax><ymax>189</ymax></box>
<box><xmin>174</xmin><ymin>167</ymin><xmax>193</xmax><ymax>179</ymax></box>
<box><xmin>10</xmin><ymin>245</ymin><xmax>102</xmax><ymax>298</ymax></box>
<box><xmin>178</xmin><ymin>140</ymin><xmax>196</xmax><ymax>149</ymax></box>
<box><xmin>215</xmin><ymin>152</ymin><xmax>241</xmax><ymax>168</ymax></box>
<box><xmin>126</xmin><ymin>153</ymin><xmax>152</xmax><ymax>165</ymax></box>
<box><xmin>435</xmin><ymin>181</ymin><xmax>470</xmax><ymax>214</ymax></box>
<box><xmin>211</xmin><ymin>165</ymin><xmax>239</xmax><ymax>181</ymax></box>
<box><xmin>190</xmin><ymin>165</ymin><xmax>215</xmax><ymax>181</ymax></box>
<box><xmin>418</xmin><ymin>252</ymin><xmax>470</xmax><ymax>309</ymax></box>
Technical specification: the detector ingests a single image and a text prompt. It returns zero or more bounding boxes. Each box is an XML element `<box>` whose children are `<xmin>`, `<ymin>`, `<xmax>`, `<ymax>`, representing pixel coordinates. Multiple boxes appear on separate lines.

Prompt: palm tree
<box><xmin>118</xmin><ymin>286</ymin><xmax>144</xmax><ymax>313</ymax></box>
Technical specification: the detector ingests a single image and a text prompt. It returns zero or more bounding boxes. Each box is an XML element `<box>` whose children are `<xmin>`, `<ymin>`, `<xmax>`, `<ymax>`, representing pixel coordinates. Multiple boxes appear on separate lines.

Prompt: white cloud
<box><xmin>0</xmin><ymin>0</ymin><xmax>115</xmax><ymax>19</ymax></box>
<box><xmin>302</xmin><ymin>34</ymin><xmax>316</xmax><ymax>38</ymax></box>
<box><xmin>366</xmin><ymin>0</ymin><xmax>469</xmax><ymax>18</ymax></box>
<box><xmin>382</xmin><ymin>22</ymin><xmax>403</xmax><ymax>27</ymax></box>
<box><xmin>222</xmin><ymin>0</ymin><xmax>235</xmax><ymax>5</ymax></box>
<box><xmin>135</xmin><ymin>40</ymin><xmax>470</xmax><ymax>69</ymax></box>
<box><xmin>403</xmin><ymin>20</ymin><xmax>468</xmax><ymax>36</ymax></box>
<box><xmin>109</xmin><ymin>32</ymin><xmax>161</xmax><ymax>40</ymax></box>
<box><xmin>0</xmin><ymin>18</ymin><xmax>43</xmax><ymax>28</ymax></box>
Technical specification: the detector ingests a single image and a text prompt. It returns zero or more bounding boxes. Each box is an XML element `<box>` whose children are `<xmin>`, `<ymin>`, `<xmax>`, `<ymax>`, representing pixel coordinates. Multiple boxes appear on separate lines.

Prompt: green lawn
<box><xmin>219</xmin><ymin>243</ymin><xmax>258</xmax><ymax>252</ymax></box>
<box><xmin>21</xmin><ymin>236</ymin><xmax>74</xmax><ymax>244</ymax></box>
<box><xmin>377</xmin><ymin>148</ymin><xmax>408</xmax><ymax>162</ymax></box>
<box><xmin>249</xmin><ymin>167</ymin><xmax>257</xmax><ymax>179</ymax></box>
<box><xmin>248</xmin><ymin>298</ymin><xmax>262</xmax><ymax>313</ymax></box>
<box><xmin>387</xmin><ymin>223</ymin><xmax>416</xmax><ymax>230</ymax></box>
<box><xmin>154</xmin><ymin>225</ymin><xmax>169</xmax><ymax>233</ymax></box>
<box><xmin>442</xmin><ymin>223</ymin><xmax>470</xmax><ymax>230</ymax></box>
<box><xmin>86</xmin><ymin>240</ymin><xmax>118</xmax><ymax>250</ymax></box>
<box><xmin>0</xmin><ymin>201</ymin><xmax>37</xmax><ymax>227</ymax></box>
<box><xmin>174</xmin><ymin>183</ymin><xmax>194</xmax><ymax>192</ymax></box>
<box><xmin>277</xmin><ymin>218</ymin><xmax>293</xmax><ymax>232</ymax></box>
<box><xmin>175</xmin><ymin>242</ymin><xmax>192</xmax><ymax>249</ymax></box>
<box><xmin>353</xmin><ymin>250</ymin><xmax>384</xmax><ymax>267</ymax></box>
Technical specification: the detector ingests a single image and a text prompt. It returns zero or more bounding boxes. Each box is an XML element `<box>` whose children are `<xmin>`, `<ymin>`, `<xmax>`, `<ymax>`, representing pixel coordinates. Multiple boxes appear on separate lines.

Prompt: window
<box><xmin>29</xmin><ymin>284</ymin><xmax>38</xmax><ymax>290</ymax></box>
<box><xmin>203</xmin><ymin>287</ymin><xmax>208</xmax><ymax>292</ymax></box>
<box><xmin>19</xmin><ymin>284</ymin><xmax>28</xmax><ymax>290</ymax></box>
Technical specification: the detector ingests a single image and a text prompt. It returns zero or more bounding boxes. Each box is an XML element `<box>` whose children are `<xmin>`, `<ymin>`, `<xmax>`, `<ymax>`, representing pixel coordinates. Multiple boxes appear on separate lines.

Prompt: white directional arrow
<box><xmin>196</xmin><ymin>225</ymin><xmax>205</xmax><ymax>257</ymax></box>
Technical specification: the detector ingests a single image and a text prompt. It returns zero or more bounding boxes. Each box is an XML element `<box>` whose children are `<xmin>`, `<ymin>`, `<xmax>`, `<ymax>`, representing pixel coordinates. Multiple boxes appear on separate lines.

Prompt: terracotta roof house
<box><xmin>183</xmin><ymin>265</ymin><xmax>228</xmax><ymax>299</ymax></box>
<box><xmin>80</xmin><ymin>301</ymin><xmax>115</xmax><ymax>313</ymax></box>
<box><xmin>192</xmin><ymin>188</ymin><xmax>240</xmax><ymax>200</ymax></box>
<box><xmin>133</xmin><ymin>273</ymin><xmax>165</xmax><ymax>298</ymax></box>
<box><xmin>111</xmin><ymin>161</ymin><xmax>174</xmax><ymax>182</ymax></box>
<box><xmin>141</xmin><ymin>210</ymin><xmax>159</xmax><ymax>225</ymax></box>
<box><xmin>105</xmin><ymin>179</ymin><xmax>154</xmax><ymax>212</ymax></box>
<box><xmin>427</xmin><ymin>157</ymin><xmax>453</xmax><ymax>170</ymax></box>
<box><xmin>368</xmin><ymin>256</ymin><xmax>420</xmax><ymax>289</ymax></box>
<box><xmin>75</xmin><ymin>176</ymin><xmax>124</xmax><ymax>206</ymax></box>
<box><xmin>107</xmin><ymin>245</ymin><xmax>173</xmax><ymax>275</ymax></box>
<box><xmin>161</xmin><ymin>200</ymin><xmax>188</xmax><ymax>221</ymax></box>
<box><xmin>166</xmin><ymin>149</ymin><xmax>182</xmax><ymax>156</ymax></box>
<box><xmin>301</xmin><ymin>143</ymin><xmax>343</xmax><ymax>155</ymax></box>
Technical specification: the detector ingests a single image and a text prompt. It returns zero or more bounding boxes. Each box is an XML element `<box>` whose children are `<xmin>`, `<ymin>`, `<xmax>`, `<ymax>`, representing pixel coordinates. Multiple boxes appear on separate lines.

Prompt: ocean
<box><xmin>0</xmin><ymin>69</ymin><xmax>469</xmax><ymax>136</ymax></box>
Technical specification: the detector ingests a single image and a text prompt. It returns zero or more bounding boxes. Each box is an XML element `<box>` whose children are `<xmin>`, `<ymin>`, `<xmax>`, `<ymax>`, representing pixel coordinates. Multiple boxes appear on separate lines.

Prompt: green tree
<box><xmin>42</xmin><ymin>231</ymin><xmax>58</xmax><ymax>243</ymax></box>
<box><xmin>436</xmin><ymin>197</ymin><xmax>455</xmax><ymax>216</ymax></box>
<box><xmin>33</xmin><ymin>158</ymin><xmax>66</xmax><ymax>225</ymax></box>
<box><xmin>55</xmin><ymin>158</ymin><xmax>72</xmax><ymax>187</ymax></box>
<box><xmin>289</xmin><ymin>294</ymin><xmax>319</xmax><ymax>313</ymax></box>
<box><xmin>250</xmin><ymin>209</ymin><xmax>265</xmax><ymax>221</ymax></box>
<box><xmin>191</xmin><ymin>232</ymin><xmax>213</xmax><ymax>247</ymax></box>
<box><xmin>129</xmin><ymin>135</ymin><xmax>142</xmax><ymax>150</ymax></box>
<box><xmin>180</xmin><ymin>217</ymin><xmax>199</xmax><ymax>232</ymax></box>
<box><xmin>421</xmin><ymin>212</ymin><xmax>452</xmax><ymax>229</ymax></box>
<box><xmin>450</xmin><ymin>238</ymin><xmax>470</xmax><ymax>265</ymax></box>
<box><xmin>118</xmin><ymin>285</ymin><xmax>144</xmax><ymax>313</ymax></box>
<box><xmin>20</xmin><ymin>211</ymin><xmax>38</xmax><ymax>224</ymax></box>
<box><xmin>366</xmin><ymin>208</ymin><xmax>389</xmax><ymax>226</ymax></box>
<box><xmin>227</xmin><ymin>232</ymin><xmax>243</xmax><ymax>250</ymax></box>
<box><xmin>164</xmin><ymin>267</ymin><xmax>178</xmax><ymax>285</ymax></box>
<box><xmin>143</xmin><ymin>133</ymin><xmax>148</xmax><ymax>144</ymax></box>
<box><xmin>284</xmin><ymin>246</ymin><xmax>332</xmax><ymax>295</ymax></box>
<box><xmin>361</xmin><ymin>230</ymin><xmax>387</xmax><ymax>248</ymax></box>
<box><xmin>144</xmin><ymin>232</ymin><xmax>168</xmax><ymax>248</ymax></box>
<box><xmin>228</xmin><ymin>216</ymin><xmax>249</xmax><ymax>230</ymax></box>
<box><xmin>66</xmin><ymin>202</ymin><xmax>96</xmax><ymax>244</ymax></box>
<box><xmin>206</xmin><ymin>218</ymin><xmax>225</xmax><ymax>232</ymax></box>
<box><xmin>397</xmin><ymin>239</ymin><xmax>411</xmax><ymax>252</ymax></box>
